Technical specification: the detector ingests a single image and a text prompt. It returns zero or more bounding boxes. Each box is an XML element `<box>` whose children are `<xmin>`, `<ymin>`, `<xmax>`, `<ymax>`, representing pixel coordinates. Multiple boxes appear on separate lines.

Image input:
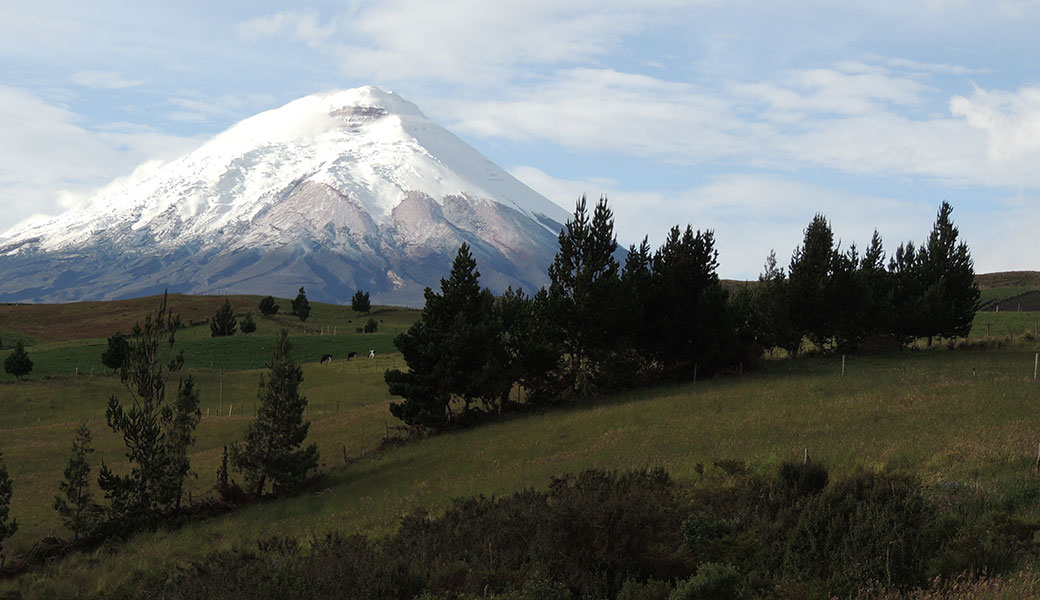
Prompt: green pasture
<box><xmin>4</xmin><ymin>344</ymin><xmax>1040</xmax><ymax>597</ymax></box>
<box><xmin>968</xmin><ymin>310</ymin><xmax>1040</xmax><ymax>340</ymax></box>
<box><xmin>979</xmin><ymin>286</ymin><xmax>1040</xmax><ymax>306</ymax></box>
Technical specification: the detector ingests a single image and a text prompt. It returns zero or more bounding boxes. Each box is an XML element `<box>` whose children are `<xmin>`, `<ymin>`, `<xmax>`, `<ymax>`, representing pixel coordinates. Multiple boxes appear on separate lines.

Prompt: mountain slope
<box><xmin>0</xmin><ymin>87</ymin><xmax>569</xmax><ymax>305</ymax></box>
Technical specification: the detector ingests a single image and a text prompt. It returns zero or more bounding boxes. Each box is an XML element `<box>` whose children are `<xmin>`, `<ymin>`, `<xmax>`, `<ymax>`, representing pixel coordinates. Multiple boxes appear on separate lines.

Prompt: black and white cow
<box><xmin>320</xmin><ymin>353</ymin><xmax>333</xmax><ymax>365</ymax></box>
<box><xmin>347</xmin><ymin>351</ymin><xmax>358</xmax><ymax>360</ymax></box>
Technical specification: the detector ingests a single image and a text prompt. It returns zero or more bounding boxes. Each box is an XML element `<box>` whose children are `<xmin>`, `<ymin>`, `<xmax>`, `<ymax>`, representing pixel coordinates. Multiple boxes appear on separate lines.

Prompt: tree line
<box><xmin>386</xmin><ymin>197</ymin><xmax>980</xmax><ymax>433</ymax></box>
<box><xmin>746</xmin><ymin>201</ymin><xmax>979</xmax><ymax>355</ymax></box>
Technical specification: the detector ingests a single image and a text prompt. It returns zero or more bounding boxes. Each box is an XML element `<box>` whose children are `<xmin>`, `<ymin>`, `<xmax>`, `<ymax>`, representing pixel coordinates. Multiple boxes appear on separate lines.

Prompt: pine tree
<box><xmin>0</xmin><ymin>446</ymin><xmax>16</xmax><ymax>565</ymax></box>
<box><xmin>351</xmin><ymin>290</ymin><xmax>371</xmax><ymax>313</ymax></box>
<box><xmin>210</xmin><ymin>297</ymin><xmax>237</xmax><ymax>337</ymax></box>
<box><xmin>788</xmin><ymin>214</ymin><xmax>836</xmax><ymax>351</ymax></box>
<box><xmin>754</xmin><ymin>251</ymin><xmax>800</xmax><ymax>356</ymax></box>
<box><xmin>291</xmin><ymin>287</ymin><xmax>311</xmax><ymax>321</ymax></box>
<box><xmin>622</xmin><ymin>237</ymin><xmax>654</xmax><ymax>358</ymax></box>
<box><xmin>647</xmin><ymin>225</ymin><xmax>733</xmax><ymax>376</ymax></box>
<box><xmin>918</xmin><ymin>201</ymin><xmax>979</xmax><ymax>340</ymax></box>
<box><xmin>545</xmin><ymin>196</ymin><xmax>626</xmax><ymax>399</ymax></box>
<box><xmin>857</xmin><ymin>231</ymin><xmax>891</xmax><ymax>344</ymax></box>
<box><xmin>98</xmin><ymin>292</ymin><xmax>197</xmax><ymax>526</ymax></box>
<box><xmin>239</xmin><ymin>313</ymin><xmax>257</xmax><ymax>334</ymax></box>
<box><xmin>387</xmin><ymin>244</ymin><xmax>506</xmax><ymax>429</ymax></box>
<box><xmin>53</xmin><ymin>424</ymin><xmax>102</xmax><ymax>542</ymax></box>
<box><xmin>888</xmin><ymin>240</ymin><xmax>924</xmax><ymax>345</ymax></box>
<box><xmin>163</xmin><ymin>376</ymin><xmax>201</xmax><ymax>508</ymax></box>
<box><xmin>101</xmin><ymin>332</ymin><xmax>130</xmax><ymax>372</ymax></box>
<box><xmin>259</xmin><ymin>296</ymin><xmax>279</xmax><ymax>317</ymax></box>
<box><xmin>231</xmin><ymin>330</ymin><xmax>318</xmax><ymax>496</ymax></box>
<box><xmin>3</xmin><ymin>340</ymin><xmax>32</xmax><ymax>379</ymax></box>
<box><xmin>830</xmin><ymin>243</ymin><xmax>862</xmax><ymax>353</ymax></box>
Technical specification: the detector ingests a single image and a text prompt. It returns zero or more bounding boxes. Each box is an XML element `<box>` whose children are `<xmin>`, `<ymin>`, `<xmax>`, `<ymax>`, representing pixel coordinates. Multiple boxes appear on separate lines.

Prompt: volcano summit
<box><xmin>0</xmin><ymin>87</ymin><xmax>570</xmax><ymax>305</ymax></box>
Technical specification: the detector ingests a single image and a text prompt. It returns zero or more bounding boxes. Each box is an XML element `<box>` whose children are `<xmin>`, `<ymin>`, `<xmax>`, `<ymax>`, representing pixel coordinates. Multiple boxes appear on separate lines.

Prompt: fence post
<box><xmin>841</xmin><ymin>355</ymin><xmax>846</xmax><ymax>377</ymax></box>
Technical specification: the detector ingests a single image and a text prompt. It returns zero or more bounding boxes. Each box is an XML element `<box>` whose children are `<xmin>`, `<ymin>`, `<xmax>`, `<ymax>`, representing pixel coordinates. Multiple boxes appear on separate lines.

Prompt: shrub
<box><xmin>670</xmin><ymin>563</ymin><xmax>742</xmax><ymax>600</ymax></box>
<box><xmin>258</xmin><ymin>296</ymin><xmax>279</xmax><ymax>317</ymax></box>
<box><xmin>775</xmin><ymin>460</ymin><xmax>829</xmax><ymax>501</ymax></box>
<box><xmin>779</xmin><ymin>470</ymin><xmax>941</xmax><ymax>594</ymax></box>
<box><xmin>618</xmin><ymin>578</ymin><xmax>673</xmax><ymax>600</ymax></box>
<box><xmin>3</xmin><ymin>340</ymin><xmax>32</xmax><ymax>379</ymax></box>
<box><xmin>364</xmin><ymin>318</ymin><xmax>378</xmax><ymax>333</ymax></box>
<box><xmin>239</xmin><ymin>313</ymin><xmax>257</xmax><ymax>334</ymax></box>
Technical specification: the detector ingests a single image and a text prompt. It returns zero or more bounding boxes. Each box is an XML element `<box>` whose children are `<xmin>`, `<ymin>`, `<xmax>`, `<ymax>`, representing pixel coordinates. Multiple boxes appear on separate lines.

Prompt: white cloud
<box><xmin>238</xmin><ymin>1</ymin><xmax>682</xmax><ymax>84</ymax></box>
<box><xmin>442</xmin><ymin>68</ymin><xmax>750</xmax><ymax>161</ymax></box>
<box><xmin>950</xmin><ymin>85</ymin><xmax>1040</xmax><ymax>174</ymax></box>
<box><xmin>167</xmin><ymin>92</ymin><xmax>277</xmax><ymax>123</ymax></box>
<box><xmin>0</xmin><ymin>86</ymin><xmax>198</xmax><ymax>232</ymax></box>
<box><xmin>509</xmin><ymin>166</ymin><xmax>939</xmax><ymax>278</ymax></box>
<box><xmin>70</xmin><ymin>70</ymin><xmax>144</xmax><ymax>90</ymax></box>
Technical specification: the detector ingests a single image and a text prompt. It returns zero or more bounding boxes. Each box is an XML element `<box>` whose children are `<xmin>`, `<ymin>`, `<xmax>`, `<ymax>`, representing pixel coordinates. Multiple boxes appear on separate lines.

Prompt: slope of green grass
<box><xmin>979</xmin><ymin>286</ymin><xmax>1040</xmax><ymax>306</ymax></box>
<box><xmin>4</xmin><ymin>345</ymin><xmax>1040</xmax><ymax>597</ymax></box>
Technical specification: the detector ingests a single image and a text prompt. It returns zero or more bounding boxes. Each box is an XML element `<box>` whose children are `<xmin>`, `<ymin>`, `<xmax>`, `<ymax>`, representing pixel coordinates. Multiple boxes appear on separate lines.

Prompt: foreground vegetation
<box><xmin>0</xmin><ymin>335</ymin><xmax>1035</xmax><ymax>596</ymax></box>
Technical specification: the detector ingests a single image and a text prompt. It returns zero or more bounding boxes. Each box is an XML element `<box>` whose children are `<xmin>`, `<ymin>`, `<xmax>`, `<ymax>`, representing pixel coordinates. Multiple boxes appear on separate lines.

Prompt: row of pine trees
<box><xmin>386</xmin><ymin>197</ymin><xmax>979</xmax><ymax>432</ymax></box>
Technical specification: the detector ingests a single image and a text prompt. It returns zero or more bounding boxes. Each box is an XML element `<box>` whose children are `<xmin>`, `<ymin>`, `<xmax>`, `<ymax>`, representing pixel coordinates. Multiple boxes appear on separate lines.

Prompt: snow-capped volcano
<box><xmin>0</xmin><ymin>87</ymin><xmax>570</xmax><ymax>304</ymax></box>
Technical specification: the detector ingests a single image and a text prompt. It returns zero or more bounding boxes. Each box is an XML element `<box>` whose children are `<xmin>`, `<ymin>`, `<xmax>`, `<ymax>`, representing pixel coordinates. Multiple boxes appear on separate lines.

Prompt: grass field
<box><xmin>2</xmin><ymin>342</ymin><xmax>1040</xmax><ymax>596</ymax></box>
<box><xmin>0</xmin><ymin>293</ymin><xmax>1039</xmax><ymax>596</ymax></box>
<box><xmin>0</xmin><ymin>295</ymin><xmax>418</xmax><ymax>382</ymax></box>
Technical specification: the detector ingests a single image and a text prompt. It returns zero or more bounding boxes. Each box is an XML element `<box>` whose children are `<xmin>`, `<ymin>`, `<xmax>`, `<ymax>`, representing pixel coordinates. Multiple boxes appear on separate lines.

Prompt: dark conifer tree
<box><xmin>239</xmin><ymin>313</ymin><xmax>257</xmax><ymax>334</ymax></box>
<box><xmin>621</xmin><ymin>237</ymin><xmax>654</xmax><ymax>358</ymax></box>
<box><xmin>210</xmin><ymin>297</ymin><xmax>237</xmax><ymax>337</ymax></box>
<box><xmin>888</xmin><ymin>240</ymin><xmax>924</xmax><ymax>345</ymax></box>
<box><xmin>291</xmin><ymin>287</ymin><xmax>311</xmax><ymax>321</ymax></box>
<box><xmin>3</xmin><ymin>340</ymin><xmax>33</xmax><ymax>379</ymax></box>
<box><xmin>386</xmin><ymin>244</ymin><xmax>505</xmax><ymax>429</ymax></box>
<box><xmin>54</xmin><ymin>424</ymin><xmax>102</xmax><ymax>542</ymax></box>
<box><xmin>101</xmin><ymin>332</ymin><xmax>130</xmax><ymax>372</ymax></box>
<box><xmin>754</xmin><ymin>251</ymin><xmax>800</xmax><ymax>356</ymax></box>
<box><xmin>830</xmin><ymin>243</ymin><xmax>862</xmax><ymax>353</ymax></box>
<box><xmin>97</xmin><ymin>293</ymin><xmax>198</xmax><ymax>526</ymax></box>
<box><xmin>857</xmin><ymin>231</ymin><xmax>891</xmax><ymax>343</ymax></box>
<box><xmin>258</xmin><ymin>296</ymin><xmax>279</xmax><ymax>317</ymax></box>
<box><xmin>351</xmin><ymin>290</ymin><xmax>371</xmax><ymax>313</ymax></box>
<box><xmin>648</xmin><ymin>226</ymin><xmax>733</xmax><ymax>375</ymax></box>
<box><xmin>231</xmin><ymin>329</ymin><xmax>318</xmax><ymax>496</ymax></box>
<box><xmin>918</xmin><ymin>201</ymin><xmax>979</xmax><ymax>341</ymax></box>
<box><xmin>545</xmin><ymin>196</ymin><xmax>626</xmax><ymax>398</ymax></box>
<box><xmin>788</xmin><ymin>214</ymin><xmax>836</xmax><ymax>351</ymax></box>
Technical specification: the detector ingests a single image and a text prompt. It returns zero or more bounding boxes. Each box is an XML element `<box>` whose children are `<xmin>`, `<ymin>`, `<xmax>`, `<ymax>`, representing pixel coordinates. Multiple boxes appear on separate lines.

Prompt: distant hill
<box><xmin>975</xmin><ymin>271</ymin><xmax>1040</xmax><ymax>289</ymax></box>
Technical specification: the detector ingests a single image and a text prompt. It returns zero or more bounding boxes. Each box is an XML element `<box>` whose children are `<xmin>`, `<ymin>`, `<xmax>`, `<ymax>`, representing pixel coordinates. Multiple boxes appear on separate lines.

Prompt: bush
<box><xmin>670</xmin><ymin>563</ymin><xmax>742</xmax><ymax>600</ymax></box>
<box><xmin>3</xmin><ymin>340</ymin><xmax>32</xmax><ymax>379</ymax></box>
<box><xmin>779</xmin><ymin>470</ymin><xmax>941</xmax><ymax>594</ymax></box>
<box><xmin>775</xmin><ymin>460</ymin><xmax>829</xmax><ymax>501</ymax></box>
<box><xmin>239</xmin><ymin>313</ymin><xmax>257</xmax><ymax>334</ymax></box>
<box><xmin>618</xmin><ymin>579</ymin><xmax>673</xmax><ymax>600</ymax></box>
<box><xmin>364</xmin><ymin>318</ymin><xmax>378</xmax><ymax>333</ymax></box>
<box><xmin>258</xmin><ymin>296</ymin><xmax>279</xmax><ymax>317</ymax></box>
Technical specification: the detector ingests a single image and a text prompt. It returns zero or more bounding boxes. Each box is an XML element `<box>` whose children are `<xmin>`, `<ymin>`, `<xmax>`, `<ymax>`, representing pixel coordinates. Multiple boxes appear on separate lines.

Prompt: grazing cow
<box><xmin>368</xmin><ymin>349</ymin><xmax>375</xmax><ymax>359</ymax></box>
<box><xmin>320</xmin><ymin>353</ymin><xmax>333</xmax><ymax>365</ymax></box>
<box><xmin>347</xmin><ymin>351</ymin><xmax>358</xmax><ymax>360</ymax></box>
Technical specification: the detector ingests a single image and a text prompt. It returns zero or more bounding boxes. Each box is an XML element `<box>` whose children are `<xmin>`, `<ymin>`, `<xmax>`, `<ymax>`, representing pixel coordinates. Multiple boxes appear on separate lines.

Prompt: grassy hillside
<box><xmin>976</xmin><ymin>270</ymin><xmax>1040</xmax><ymax>289</ymax></box>
<box><xmin>0</xmin><ymin>294</ymin><xmax>1039</xmax><ymax>596</ymax></box>
<box><xmin>0</xmin><ymin>295</ymin><xmax>419</xmax><ymax>381</ymax></box>
<box><xmin>3</xmin><ymin>342</ymin><xmax>1040</xmax><ymax>596</ymax></box>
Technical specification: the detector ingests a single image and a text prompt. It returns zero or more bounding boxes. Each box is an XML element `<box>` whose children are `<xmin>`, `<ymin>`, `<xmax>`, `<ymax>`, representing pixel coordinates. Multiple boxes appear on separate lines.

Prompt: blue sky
<box><xmin>2</xmin><ymin>1</ymin><xmax>1039</xmax><ymax>278</ymax></box>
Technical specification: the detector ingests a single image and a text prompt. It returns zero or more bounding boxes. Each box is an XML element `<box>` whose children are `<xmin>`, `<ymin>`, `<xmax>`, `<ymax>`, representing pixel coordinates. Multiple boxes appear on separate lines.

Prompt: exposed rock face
<box><xmin>0</xmin><ymin>87</ymin><xmax>568</xmax><ymax>305</ymax></box>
